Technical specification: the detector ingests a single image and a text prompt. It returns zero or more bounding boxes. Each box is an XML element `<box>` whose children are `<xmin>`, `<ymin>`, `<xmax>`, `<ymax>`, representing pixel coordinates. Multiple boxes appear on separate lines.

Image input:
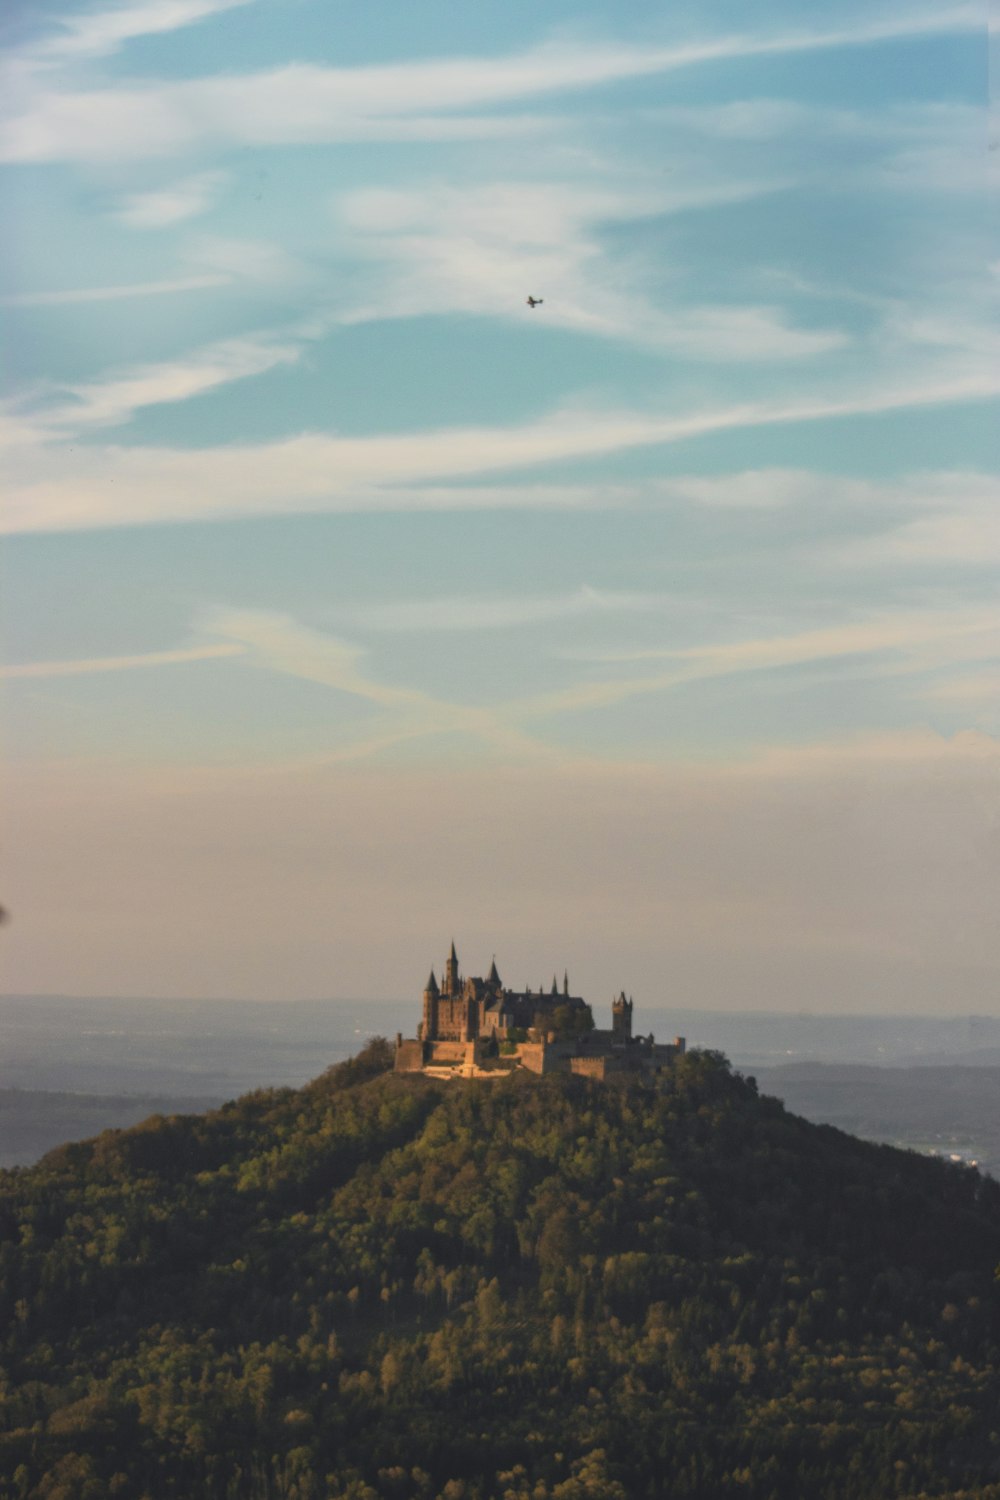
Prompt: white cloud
<box><xmin>560</xmin><ymin>608</ymin><xmax>999</xmax><ymax>671</ymax></box>
<box><xmin>1</xmin><ymin>274</ymin><xmax>229</xmax><ymax>306</ymax></box>
<box><xmin>185</xmin><ymin>234</ymin><xmax>303</xmax><ymax>285</ymax></box>
<box><xmin>806</xmin><ymin>473</ymin><xmax>1000</xmax><ymax>565</ymax></box>
<box><xmin>335</xmin><ymin>587</ymin><xmax>662</xmax><ymax>634</ymax></box>
<box><xmin>656</xmin><ymin>467</ymin><xmax>1000</xmax><ymax>514</ymax></box>
<box><xmin>4</xmin><ymin>233</ymin><xmax>306</xmax><ymax>309</ymax></box>
<box><xmin>513</xmin><ymin>609</ymin><xmax>1000</xmax><ymax>722</ymax></box>
<box><xmin>116</xmin><ymin>171</ymin><xmax>227</xmax><ymax>228</ymax></box>
<box><xmin>196</xmin><ymin>603</ymin><xmax>1000</xmax><ymax>770</ymax></box>
<box><xmin>8</xmin><ymin>332</ymin><xmax>302</xmax><ymax>437</ymax></box>
<box><xmin>337</xmin><ymin>180</ymin><xmax>843</xmax><ymax>360</ymax></box>
<box><xmin>842</xmin><ymin>508</ymin><xmax>1000</xmax><ymax>564</ymax></box>
<box><xmin>24</xmin><ymin>0</ymin><xmax>255</xmax><ymax>63</ymax></box>
<box><xmin>4</xmin><ymin>362</ymin><xmax>998</xmax><ymax>532</ymax></box>
<box><xmin>207</xmin><ymin>609</ymin><xmax>549</xmax><ymax>759</ymax></box>
<box><xmin>1</xmin><ymin>8</ymin><xmax>981</xmax><ymax>163</ymax></box>
<box><xmin>918</xmin><ymin>672</ymin><xmax>1000</xmax><ymax>706</ymax></box>
<box><xmin>1</xmin><ymin>643</ymin><xmax>243</xmax><ymax>679</ymax></box>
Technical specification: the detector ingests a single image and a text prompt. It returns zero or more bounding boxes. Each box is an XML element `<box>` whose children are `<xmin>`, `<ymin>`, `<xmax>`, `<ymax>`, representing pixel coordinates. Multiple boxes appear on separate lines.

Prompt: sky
<box><xmin>1</xmin><ymin>0</ymin><xmax>998</xmax><ymax>1012</ymax></box>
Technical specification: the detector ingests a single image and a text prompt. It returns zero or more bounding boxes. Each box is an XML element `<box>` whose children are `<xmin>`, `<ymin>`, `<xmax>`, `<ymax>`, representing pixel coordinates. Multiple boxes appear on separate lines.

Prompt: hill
<box><xmin>0</xmin><ymin>1045</ymin><xmax>998</xmax><ymax>1500</ymax></box>
<box><xmin>754</xmin><ymin>1064</ymin><xmax>1000</xmax><ymax>1172</ymax></box>
<box><xmin>0</xmin><ymin>1089</ymin><xmax>226</xmax><ymax>1172</ymax></box>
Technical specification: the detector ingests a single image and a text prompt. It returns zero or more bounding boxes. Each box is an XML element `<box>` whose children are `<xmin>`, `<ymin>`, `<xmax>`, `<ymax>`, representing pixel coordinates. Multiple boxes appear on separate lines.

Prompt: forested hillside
<box><xmin>1</xmin><ymin>1044</ymin><xmax>998</xmax><ymax>1500</ymax></box>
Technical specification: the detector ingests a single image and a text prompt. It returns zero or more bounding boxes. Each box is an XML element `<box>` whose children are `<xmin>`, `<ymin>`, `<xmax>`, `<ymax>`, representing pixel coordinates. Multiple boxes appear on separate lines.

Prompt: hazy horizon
<box><xmin>4</xmin><ymin>989</ymin><xmax>1000</xmax><ymax>1021</ymax></box>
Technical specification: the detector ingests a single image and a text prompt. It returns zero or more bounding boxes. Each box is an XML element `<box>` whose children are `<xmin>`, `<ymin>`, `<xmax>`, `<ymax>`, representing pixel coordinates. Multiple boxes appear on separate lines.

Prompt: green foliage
<box><xmin>0</xmin><ymin>1050</ymin><xmax>998</xmax><ymax>1499</ymax></box>
<box><xmin>546</xmin><ymin>1005</ymin><xmax>594</xmax><ymax>1039</ymax></box>
<box><xmin>311</xmin><ymin>1036</ymin><xmax>396</xmax><ymax>1092</ymax></box>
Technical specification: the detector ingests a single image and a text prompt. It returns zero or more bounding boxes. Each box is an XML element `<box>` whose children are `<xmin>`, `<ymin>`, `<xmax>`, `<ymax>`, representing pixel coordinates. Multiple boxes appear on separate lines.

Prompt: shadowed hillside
<box><xmin>1</xmin><ymin>1044</ymin><xmax>998</xmax><ymax>1500</ymax></box>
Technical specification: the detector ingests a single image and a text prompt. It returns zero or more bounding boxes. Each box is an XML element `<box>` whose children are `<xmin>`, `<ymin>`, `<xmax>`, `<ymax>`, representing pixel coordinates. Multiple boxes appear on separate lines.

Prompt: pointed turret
<box><xmin>425</xmin><ymin>969</ymin><xmax>439</xmax><ymax>996</ymax></box>
<box><xmin>487</xmin><ymin>956</ymin><xmax>502</xmax><ymax>989</ymax></box>
<box><xmin>563</xmin><ymin>970</ymin><xmax>569</xmax><ymax>997</ymax></box>
<box><xmin>551</xmin><ymin>974</ymin><xmax>559</xmax><ymax>996</ymax></box>
<box><xmin>444</xmin><ymin>941</ymin><xmax>460</xmax><ymax>997</ymax></box>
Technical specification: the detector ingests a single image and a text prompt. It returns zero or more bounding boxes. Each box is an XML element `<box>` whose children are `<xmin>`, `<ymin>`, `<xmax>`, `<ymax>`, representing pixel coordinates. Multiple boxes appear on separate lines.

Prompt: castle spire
<box><xmin>444</xmin><ymin>940</ymin><xmax>460</xmax><ymax>997</ymax></box>
<box><xmin>424</xmin><ymin>968</ymin><xmax>439</xmax><ymax>996</ymax></box>
<box><xmin>563</xmin><ymin>970</ymin><xmax>569</xmax><ymax>996</ymax></box>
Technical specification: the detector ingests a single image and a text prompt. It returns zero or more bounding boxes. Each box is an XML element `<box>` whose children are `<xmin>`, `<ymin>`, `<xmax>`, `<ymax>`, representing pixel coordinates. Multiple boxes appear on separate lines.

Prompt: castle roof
<box><xmin>425</xmin><ymin>969</ymin><xmax>439</xmax><ymax>995</ymax></box>
<box><xmin>487</xmin><ymin>958</ymin><xmax>502</xmax><ymax>986</ymax></box>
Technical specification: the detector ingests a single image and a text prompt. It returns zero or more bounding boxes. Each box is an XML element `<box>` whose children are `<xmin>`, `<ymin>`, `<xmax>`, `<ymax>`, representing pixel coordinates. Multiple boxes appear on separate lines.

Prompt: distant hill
<box><xmin>754</xmin><ymin>1063</ymin><xmax>1000</xmax><ymax>1172</ymax></box>
<box><xmin>0</xmin><ymin>1088</ymin><xmax>225</xmax><ymax>1170</ymax></box>
<box><xmin>1</xmin><ymin>1044</ymin><xmax>998</xmax><ymax>1499</ymax></box>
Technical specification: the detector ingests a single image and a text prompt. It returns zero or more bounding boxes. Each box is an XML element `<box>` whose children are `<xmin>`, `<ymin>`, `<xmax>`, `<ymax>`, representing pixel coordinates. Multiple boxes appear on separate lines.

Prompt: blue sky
<box><xmin>1</xmin><ymin>0</ymin><xmax>997</xmax><ymax>1008</ymax></box>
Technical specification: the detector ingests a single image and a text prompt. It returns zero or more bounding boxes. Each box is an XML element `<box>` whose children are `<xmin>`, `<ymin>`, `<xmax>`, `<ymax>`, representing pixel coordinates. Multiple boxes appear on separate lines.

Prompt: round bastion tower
<box><xmin>420</xmin><ymin>969</ymin><xmax>439</xmax><ymax>1041</ymax></box>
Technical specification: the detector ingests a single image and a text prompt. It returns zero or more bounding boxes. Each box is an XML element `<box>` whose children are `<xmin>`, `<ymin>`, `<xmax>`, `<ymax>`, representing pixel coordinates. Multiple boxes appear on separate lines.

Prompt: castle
<box><xmin>394</xmin><ymin>943</ymin><xmax>685</xmax><ymax>1080</ymax></box>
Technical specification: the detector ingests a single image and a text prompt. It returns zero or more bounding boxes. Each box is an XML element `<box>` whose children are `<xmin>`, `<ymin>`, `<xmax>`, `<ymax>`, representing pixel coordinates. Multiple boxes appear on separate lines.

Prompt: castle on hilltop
<box><xmin>394</xmin><ymin>943</ymin><xmax>685</xmax><ymax>1080</ymax></box>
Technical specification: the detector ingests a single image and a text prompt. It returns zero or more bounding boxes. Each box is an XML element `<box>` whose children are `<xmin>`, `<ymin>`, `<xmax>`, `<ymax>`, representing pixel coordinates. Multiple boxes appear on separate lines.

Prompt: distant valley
<box><xmin>2</xmin><ymin>995</ymin><xmax>998</xmax><ymax>1169</ymax></box>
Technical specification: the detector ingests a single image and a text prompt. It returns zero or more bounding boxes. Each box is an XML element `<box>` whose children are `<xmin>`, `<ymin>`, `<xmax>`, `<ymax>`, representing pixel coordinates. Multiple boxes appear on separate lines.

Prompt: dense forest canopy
<box><xmin>1</xmin><ymin>1043</ymin><xmax>998</xmax><ymax>1500</ymax></box>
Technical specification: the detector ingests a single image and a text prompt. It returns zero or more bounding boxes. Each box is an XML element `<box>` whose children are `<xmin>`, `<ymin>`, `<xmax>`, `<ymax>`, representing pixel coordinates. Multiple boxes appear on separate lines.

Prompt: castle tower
<box><xmin>550</xmin><ymin>974</ymin><xmax>559</xmax><ymax>997</ymax></box>
<box><xmin>487</xmin><ymin>957</ymin><xmax>502</xmax><ymax>991</ymax></box>
<box><xmin>444</xmin><ymin>941</ymin><xmax>460</xmax><ymax>997</ymax></box>
<box><xmin>611</xmin><ymin>991</ymin><xmax>633</xmax><ymax>1042</ymax></box>
<box><xmin>563</xmin><ymin>970</ymin><xmax>569</xmax><ymax>997</ymax></box>
<box><xmin>421</xmin><ymin>969</ymin><xmax>439</xmax><ymax>1041</ymax></box>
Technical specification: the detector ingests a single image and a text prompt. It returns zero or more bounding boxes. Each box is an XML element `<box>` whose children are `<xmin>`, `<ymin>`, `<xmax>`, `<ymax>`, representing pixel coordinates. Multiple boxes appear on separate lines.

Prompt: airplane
<box><xmin>526</xmin><ymin>296</ymin><xmax>544</xmax><ymax>308</ymax></box>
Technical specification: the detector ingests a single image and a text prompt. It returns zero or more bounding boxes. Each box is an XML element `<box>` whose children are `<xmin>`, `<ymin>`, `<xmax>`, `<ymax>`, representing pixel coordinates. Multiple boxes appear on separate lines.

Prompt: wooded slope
<box><xmin>1</xmin><ymin>1044</ymin><xmax>998</xmax><ymax>1500</ymax></box>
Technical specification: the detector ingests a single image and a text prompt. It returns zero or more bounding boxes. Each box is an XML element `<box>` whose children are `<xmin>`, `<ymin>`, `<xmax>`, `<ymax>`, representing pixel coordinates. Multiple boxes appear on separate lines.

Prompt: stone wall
<box><xmin>427</xmin><ymin>1040</ymin><xmax>468</xmax><ymax>1064</ymax></box>
<box><xmin>394</xmin><ymin>1040</ymin><xmax>426</xmax><ymax>1073</ymax></box>
<box><xmin>569</xmin><ymin>1055</ymin><xmax>608</xmax><ymax>1079</ymax></box>
<box><xmin>516</xmin><ymin>1042</ymin><xmax>549</xmax><ymax>1075</ymax></box>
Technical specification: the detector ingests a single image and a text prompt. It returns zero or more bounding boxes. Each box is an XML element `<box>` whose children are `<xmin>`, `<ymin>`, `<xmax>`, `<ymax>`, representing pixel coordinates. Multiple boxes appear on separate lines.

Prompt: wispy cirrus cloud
<box><xmin>652</xmin><ymin>466</ymin><xmax>1000</xmax><ymax>517</ymax></box>
<box><xmin>202</xmin><ymin>603</ymin><xmax>1000</xmax><ymax>764</ymax></box>
<box><xmin>5</xmin><ymin>230</ymin><xmax>304</xmax><ymax>311</ymax></box>
<box><xmin>1</xmin><ymin>7</ymin><xmax>981</xmax><ymax>162</ymax></box>
<box><xmin>4</xmin><ymin>360</ymin><xmax>997</xmax><ymax>532</ymax></box>
<box><xmin>513</xmin><ymin>610</ymin><xmax>1000</xmax><ymax>721</ymax></box>
<box><xmin>19</xmin><ymin>0</ymin><xmax>256</xmax><ymax>64</ymax></box>
<box><xmin>556</xmin><ymin>608</ymin><xmax>1000</xmax><ymax>674</ymax></box>
<box><xmin>1</xmin><ymin>273</ymin><xmax>229</xmax><ymax>307</ymax></box>
<box><xmin>1</xmin><ymin>643</ymin><xmax>243</xmax><ymax>679</ymax></box>
<box><xmin>333</xmin><ymin>587</ymin><xmax>663</xmax><ymax>634</ymax></box>
<box><xmin>116</xmin><ymin>170</ymin><xmax>228</xmax><ymax>228</ymax></box>
<box><xmin>338</xmin><ymin>180</ymin><xmax>843</xmax><ymax>360</ymax></box>
<box><xmin>918</xmin><ymin>671</ymin><xmax>1000</xmax><ymax>707</ymax></box>
<box><xmin>669</xmin><ymin>470</ymin><xmax>1000</xmax><ymax>568</ymax></box>
<box><xmin>5</xmin><ymin>331</ymin><xmax>302</xmax><ymax>438</ymax></box>
<box><xmin>835</xmin><ymin>501</ymin><xmax>1000</xmax><ymax>564</ymax></box>
<box><xmin>207</xmin><ymin>609</ymin><xmax>552</xmax><ymax>760</ymax></box>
